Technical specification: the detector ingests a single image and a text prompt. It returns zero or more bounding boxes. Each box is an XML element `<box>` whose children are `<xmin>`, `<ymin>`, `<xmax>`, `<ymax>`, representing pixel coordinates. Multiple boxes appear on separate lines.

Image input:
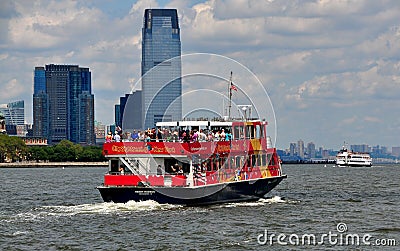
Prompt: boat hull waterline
<box><xmin>97</xmin><ymin>175</ymin><xmax>286</xmax><ymax>206</ymax></box>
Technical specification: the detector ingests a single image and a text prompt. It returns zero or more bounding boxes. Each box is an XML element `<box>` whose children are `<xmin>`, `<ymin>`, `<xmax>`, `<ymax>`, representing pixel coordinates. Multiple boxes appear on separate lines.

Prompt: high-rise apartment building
<box><xmin>141</xmin><ymin>9</ymin><xmax>182</xmax><ymax>129</ymax></box>
<box><xmin>0</xmin><ymin>100</ymin><xmax>25</xmax><ymax>126</ymax></box>
<box><xmin>33</xmin><ymin>64</ymin><xmax>95</xmax><ymax>145</ymax></box>
<box><xmin>297</xmin><ymin>139</ymin><xmax>305</xmax><ymax>158</ymax></box>
<box><xmin>307</xmin><ymin>142</ymin><xmax>316</xmax><ymax>158</ymax></box>
<box><xmin>289</xmin><ymin>143</ymin><xmax>296</xmax><ymax>156</ymax></box>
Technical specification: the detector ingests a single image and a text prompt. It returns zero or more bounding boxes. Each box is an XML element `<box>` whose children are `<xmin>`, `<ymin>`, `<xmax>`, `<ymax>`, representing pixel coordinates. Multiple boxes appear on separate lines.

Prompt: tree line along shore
<box><xmin>0</xmin><ymin>134</ymin><xmax>106</xmax><ymax>164</ymax></box>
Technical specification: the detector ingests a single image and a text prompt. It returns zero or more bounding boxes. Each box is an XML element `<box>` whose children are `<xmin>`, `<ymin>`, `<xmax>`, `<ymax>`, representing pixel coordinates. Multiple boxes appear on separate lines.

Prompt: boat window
<box><xmin>246</xmin><ymin>125</ymin><xmax>255</xmax><ymax>139</ymax></box>
<box><xmin>246</xmin><ymin>156</ymin><xmax>251</xmax><ymax>167</ymax></box>
<box><xmin>182</xmin><ymin>162</ymin><xmax>190</xmax><ymax>173</ymax></box>
<box><xmin>235</xmin><ymin>156</ymin><xmax>241</xmax><ymax>169</ymax></box>
<box><xmin>110</xmin><ymin>159</ymin><xmax>119</xmax><ymax>173</ymax></box>
<box><xmin>266</xmin><ymin>153</ymin><xmax>272</xmax><ymax>165</ymax></box>
<box><xmin>164</xmin><ymin>159</ymin><xmax>186</xmax><ymax>174</ymax></box>
<box><xmin>206</xmin><ymin>159</ymin><xmax>212</xmax><ymax>172</ymax></box>
<box><xmin>252</xmin><ymin>155</ymin><xmax>256</xmax><ymax>167</ymax></box>
<box><xmin>233</xmin><ymin>125</ymin><xmax>244</xmax><ymax>140</ymax></box>
<box><xmin>213</xmin><ymin>158</ymin><xmax>219</xmax><ymax>171</ymax></box>
<box><xmin>261</xmin><ymin>154</ymin><xmax>266</xmax><ymax>166</ymax></box>
<box><xmin>220</xmin><ymin>157</ymin><xmax>226</xmax><ymax>170</ymax></box>
<box><xmin>269</xmin><ymin>155</ymin><xmax>275</xmax><ymax>166</ymax></box>
<box><xmin>230</xmin><ymin>156</ymin><xmax>235</xmax><ymax>170</ymax></box>
<box><xmin>257</xmin><ymin>154</ymin><xmax>261</xmax><ymax>166</ymax></box>
<box><xmin>255</xmin><ymin>124</ymin><xmax>263</xmax><ymax>138</ymax></box>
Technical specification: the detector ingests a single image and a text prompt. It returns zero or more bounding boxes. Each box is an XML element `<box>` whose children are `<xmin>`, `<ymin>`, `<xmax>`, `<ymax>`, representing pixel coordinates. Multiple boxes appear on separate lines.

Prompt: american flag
<box><xmin>230</xmin><ymin>83</ymin><xmax>238</xmax><ymax>91</ymax></box>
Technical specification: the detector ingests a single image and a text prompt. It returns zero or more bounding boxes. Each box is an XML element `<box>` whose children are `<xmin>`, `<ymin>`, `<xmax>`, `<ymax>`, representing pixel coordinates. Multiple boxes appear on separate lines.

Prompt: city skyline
<box><xmin>0</xmin><ymin>0</ymin><xmax>399</xmax><ymax>149</ymax></box>
<box><xmin>33</xmin><ymin>64</ymin><xmax>95</xmax><ymax>145</ymax></box>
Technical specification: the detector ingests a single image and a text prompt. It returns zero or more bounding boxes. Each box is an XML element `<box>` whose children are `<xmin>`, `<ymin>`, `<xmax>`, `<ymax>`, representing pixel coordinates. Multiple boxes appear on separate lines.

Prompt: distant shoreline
<box><xmin>0</xmin><ymin>162</ymin><xmax>108</xmax><ymax>168</ymax></box>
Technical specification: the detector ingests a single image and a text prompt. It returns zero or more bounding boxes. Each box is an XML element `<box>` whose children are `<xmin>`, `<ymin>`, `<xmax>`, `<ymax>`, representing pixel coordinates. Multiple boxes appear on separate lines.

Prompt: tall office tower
<box><xmin>116</xmin><ymin>91</ymin><xmax>142</xmax><ymax>130</ymax></box>
<box><xmin>0</xmin><ymin>100</ymin><xmax>25</xmax><ymax>126</ymax></box>
<box><xmin>141</xmin><ymin>9</ymin><xmax>182</xmax><ymax>129</ymax></box>
<box><xmin>33</xmin><ymin>67</ymin><xmax>49</xmax><ymax>138</ymax></box>
<box><xmin>33</xmin><ymin>64</ymin><xmax>95</xmax><ymax>145</ymax></box>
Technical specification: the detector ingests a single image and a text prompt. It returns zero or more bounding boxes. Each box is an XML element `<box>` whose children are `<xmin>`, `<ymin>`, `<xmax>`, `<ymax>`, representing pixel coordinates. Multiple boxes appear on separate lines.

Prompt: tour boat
<box><xmin>335</xmin><ymin>145</ymin><xmax>372</xmax><ymax>167</ymax></box>
<box><xmin>97</xmin><ymin>119</ymin><xmax>287</xmax><ymax>206</ymax></box>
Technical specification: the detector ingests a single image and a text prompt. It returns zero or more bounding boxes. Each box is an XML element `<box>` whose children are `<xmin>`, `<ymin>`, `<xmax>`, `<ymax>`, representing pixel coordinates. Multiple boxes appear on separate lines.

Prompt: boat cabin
<box><xmin>102</xmin><ymin>120</ymin><xmax>281</xmax><ymax>187</ymax></box>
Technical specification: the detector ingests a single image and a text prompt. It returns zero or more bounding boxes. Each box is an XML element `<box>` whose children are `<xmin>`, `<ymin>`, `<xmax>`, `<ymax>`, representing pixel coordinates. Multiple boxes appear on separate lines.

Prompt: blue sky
<box><xmin>0</xmin><ymin>0</ymin><xmax>399</xmax><ymax>150</ymax></box>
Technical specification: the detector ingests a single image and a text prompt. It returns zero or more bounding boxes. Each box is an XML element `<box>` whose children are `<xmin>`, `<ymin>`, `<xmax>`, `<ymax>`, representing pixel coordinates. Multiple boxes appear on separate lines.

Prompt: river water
<box><xmin>0</xmin><ymin>164</ymin><xmax>398</xmax><ymax>250</ymax></box>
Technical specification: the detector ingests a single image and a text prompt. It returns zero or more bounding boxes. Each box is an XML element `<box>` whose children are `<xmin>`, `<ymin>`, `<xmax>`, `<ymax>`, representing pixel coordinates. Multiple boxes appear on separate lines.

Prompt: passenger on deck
<box><xmin>198</xmin><ymin>129</ymin><xmax>207</xmax><ymax>141</ymax></box>
<box><xmin>105</xmin><ymin>131</ymin><xmax>113</xmax><ymax>143</ymax></box>
<box><xmin>220</xmin><ymin>129</ymin><xmax>226</xmax><ymax>141</ymax></box>
<box><xmin>116</xmin><ymin>126</ymin><xmax>122</xmax><ymax>135</ymax></box>
<box><xmin>214</xmin><ymin>131</ymin><xmax>220</xmax><ymax>141</ymax></box>
<box><xmin>172</xmin><ymin>130</ymin><xmax>179</xmax><ymax>141</ymax></box>
<box><xmin>191</xmin><ymin>130</ymin><xmax>198</xmax><ymax>142</ymax></box>
<box><xmin>138</xmin><ymin>130</ymin><xmax>145</xmax><ymax>141</ymax></box>
<box><xmin>145</xmin><ymin>132</ymin><xmax>151</xmax><ymax>142</ymax></box>
<box><xmin>171</xmin><ymin>163</ymin><xmax>183</xmax><ymax>174</ymax></box>
<box><xmin>207</xmin><ymin>131</ymin><xmax>214</xmax><ymax>141</ymax></box>
<box><xmin>114</xmin><ymin>133</ymin><xmax>121</xmax><ymax>142</ymax></box>
<box><xmin>131</xmin><ymin>130</ymin><xmax>139</xmax><ymax>141</ymax></box>
<box><xmin>225</xmin><ymin>131</ymin><xmax>232</xmax><ymax>141</ymax></box>
<box><xmin>119</xmin><ymin>165</ymin><xmax>125</xmax><ymax>175</ymax></box>
<box><xmin>157</xmin><ymin>165</ymin><xmax>163</xmax><ymax>175</ymax></box>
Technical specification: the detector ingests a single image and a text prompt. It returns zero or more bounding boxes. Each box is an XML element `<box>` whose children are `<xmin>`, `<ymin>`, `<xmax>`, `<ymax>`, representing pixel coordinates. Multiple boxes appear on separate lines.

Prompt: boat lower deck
<box><xmin>97</xmin><ymin>175</ymin><xmax>287</xmax><ymax>206</ymax></box>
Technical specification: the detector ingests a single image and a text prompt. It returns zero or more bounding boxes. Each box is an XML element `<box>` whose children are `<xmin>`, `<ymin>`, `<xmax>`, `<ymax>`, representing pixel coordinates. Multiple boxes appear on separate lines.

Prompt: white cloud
<box><xmin>0</xmin><ymin>79</ymin><xmax>24</xmax><ymax>100</ymax></box>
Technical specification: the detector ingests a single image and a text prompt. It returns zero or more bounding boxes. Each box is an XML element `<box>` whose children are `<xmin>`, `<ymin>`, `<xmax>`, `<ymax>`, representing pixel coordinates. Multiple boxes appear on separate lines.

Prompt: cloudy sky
<box><xmin>1</xmin><ymin>0</ymin><xmax>399</xmax><ymax>150</ymax></box>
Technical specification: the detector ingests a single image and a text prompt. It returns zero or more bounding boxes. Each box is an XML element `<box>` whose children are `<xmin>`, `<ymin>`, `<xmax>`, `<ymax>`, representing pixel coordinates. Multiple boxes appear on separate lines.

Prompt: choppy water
<box><xmin>0</xmin><ymin>164</ymin><xmax>399</xmax><ymax>250</ymax></box>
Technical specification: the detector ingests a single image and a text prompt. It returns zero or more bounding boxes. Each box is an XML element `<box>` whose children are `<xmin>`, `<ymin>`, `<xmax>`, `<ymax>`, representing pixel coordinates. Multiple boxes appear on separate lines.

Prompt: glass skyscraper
<box><xmin>141</xmin><ymin>9</ymin><xmax>182</xmax><ymax>129</ymax></box>
<box><xmin>33</xmin><ymin>64</ymin><xmax>95</xmax><ymax>145</ymax></box>
<box><xmin>115</xmin><ymin>91</ymin><xmax>142</xmax><ymax>130</ymax></box>
<box><xmin>0</xmin><ymin>100</ymin><xmax>25</xmax><ymax>126</ymax></box>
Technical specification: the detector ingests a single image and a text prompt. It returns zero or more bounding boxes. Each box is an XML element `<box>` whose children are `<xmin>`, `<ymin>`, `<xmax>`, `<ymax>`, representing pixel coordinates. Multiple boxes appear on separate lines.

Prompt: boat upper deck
<box><xmin>104</xmin><ymin>120</ymin><xmax>272</xmax><ymax>157</ymax></box>
<box><xmin>103</xmin><ymin>139</ymin><xmax>275</xmax><ymax>157</ymax></box>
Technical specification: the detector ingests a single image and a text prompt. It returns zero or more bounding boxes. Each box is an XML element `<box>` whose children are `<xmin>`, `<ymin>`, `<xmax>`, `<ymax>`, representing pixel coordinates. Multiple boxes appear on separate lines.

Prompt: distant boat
<box><xmin>335</xmin><ymin>144</ymin><xmax>372</xmax><ymax>167</ymax></box>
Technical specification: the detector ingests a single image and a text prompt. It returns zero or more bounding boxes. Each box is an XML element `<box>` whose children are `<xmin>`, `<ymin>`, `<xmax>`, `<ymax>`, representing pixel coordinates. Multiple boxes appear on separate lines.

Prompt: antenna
<box><xmin>237</xmin><ymin>105</ymin><xmax>252</xmax><ymax>120</ymax></box>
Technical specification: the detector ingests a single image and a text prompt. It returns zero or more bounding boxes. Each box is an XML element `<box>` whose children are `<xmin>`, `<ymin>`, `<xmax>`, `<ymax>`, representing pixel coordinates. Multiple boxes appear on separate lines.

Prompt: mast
<box><xmin>228</xmin><ymin>71</ymin><xmax>233</xmax><ymax>119</ymax></box>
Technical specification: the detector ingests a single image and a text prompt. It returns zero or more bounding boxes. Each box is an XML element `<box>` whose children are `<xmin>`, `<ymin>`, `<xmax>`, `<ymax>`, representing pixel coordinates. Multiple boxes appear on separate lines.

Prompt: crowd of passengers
<box><xmin>105</xmin><ymin>126</ymin><xmax>233</xmax><ymax>143</ymax></box>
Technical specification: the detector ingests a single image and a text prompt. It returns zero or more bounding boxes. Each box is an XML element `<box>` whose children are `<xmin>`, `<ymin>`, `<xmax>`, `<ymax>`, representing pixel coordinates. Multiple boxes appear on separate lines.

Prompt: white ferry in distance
<box><xmin>335</xmin><ymin>144</ymin><xmax>372</xmax><ymax>167</ymax></box>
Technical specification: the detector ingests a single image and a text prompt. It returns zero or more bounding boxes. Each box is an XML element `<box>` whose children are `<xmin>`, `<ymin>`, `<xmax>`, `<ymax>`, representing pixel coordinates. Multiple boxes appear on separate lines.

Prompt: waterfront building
<box><xmin>0</xmin><ymin>112</ymin><xmax>5</xmax><ymax>134</ymax></box>
<box><xmin>94</xmin><ymin>120</ymin><xmax>106</xmax><ymax>144</ymax></box>
<box><xmin>392</xmin><ymin>147</ymin><xmax>400</xmax><ymax>157</ymax></box>
<box><xmin>297</xmin><ymin>139</ymin><xmax>305</xmax><ymax>159</ymax></box>
<box><xmin>141</xmin><ymin>9</ymin><xmax>182</xmax><ymax>129</ymax></box>
<box><xmin>289</xmin><ymin>143</ymin><xmax>296</xmax><ymax>156</ymax></box>
<box><xmin>307</xmin><ymin>142</ymin><xmax>316</xmax><ymax>159</ymax></box>
<box><xmin>350</xmin><ymin>144</ymin><xmax>370</xmax><ymax>153</ymax></box>
<box><xmin>33</xmin><ymin>64</ymin><xmax>95</xmax><ymax>145</ymax></box>
<box><xmin>0</xmin><ymin>100</ymin><xmax>25</xmax><ymax>126</ymax></box>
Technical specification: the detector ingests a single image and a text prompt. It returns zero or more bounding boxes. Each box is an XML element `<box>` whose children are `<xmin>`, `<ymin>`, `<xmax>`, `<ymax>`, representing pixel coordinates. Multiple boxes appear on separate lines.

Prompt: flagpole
<box><xmin>228</xmin><ymin>71</ymin><xmax>233</xmax><ymax>119</ymax></box>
